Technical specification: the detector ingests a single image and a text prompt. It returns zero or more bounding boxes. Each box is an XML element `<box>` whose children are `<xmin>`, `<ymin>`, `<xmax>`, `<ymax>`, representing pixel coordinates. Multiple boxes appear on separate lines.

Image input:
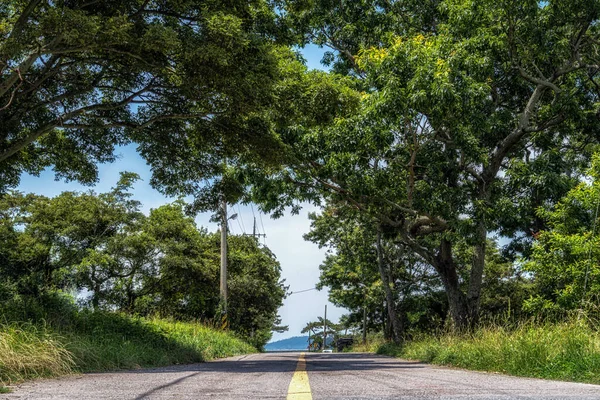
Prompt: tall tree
<box><xmin>253</xmin><ymin>0</ymin><xmax>600</xmax><ymax>328</ymax></box>
<box><xmin>0</xmin><ymin>0</ymin><xmax>282</xmax><ymax>191</ymax></box>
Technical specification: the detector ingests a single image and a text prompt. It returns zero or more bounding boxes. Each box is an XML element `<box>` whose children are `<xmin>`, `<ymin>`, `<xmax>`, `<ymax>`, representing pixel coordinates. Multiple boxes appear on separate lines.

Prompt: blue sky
<box><xmin>17</xmin><ymin>44</ymin><xmax>344</xmax><ymax>342</ymax></box>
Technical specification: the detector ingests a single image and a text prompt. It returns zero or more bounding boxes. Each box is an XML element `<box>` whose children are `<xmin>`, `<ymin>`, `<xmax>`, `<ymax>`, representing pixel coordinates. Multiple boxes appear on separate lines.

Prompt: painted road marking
<box><xmin>287</xmin><ymin>352</ymin><xmax>312</xmax><ymax>400</ymax></box>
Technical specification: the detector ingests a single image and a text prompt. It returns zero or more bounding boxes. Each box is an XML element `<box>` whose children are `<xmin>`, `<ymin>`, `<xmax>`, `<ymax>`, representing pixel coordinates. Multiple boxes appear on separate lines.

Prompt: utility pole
<box><xmin>220</xmin><ymin>194</ymin><xmax>228</xmax><ymax>316</ymax></box>
<box><xmin>323</xmin><ymin>304</ymin><xmax>327</xmax><ymax>351</ymax></box>
<box><xmin>252</xmin><ymin>216</ymin><xmax>266</xmax><ymax>241</ymax></box>
<box><xmin>363</xmin><ymin>305</ymin><xmax>367</xmax><ymax>345</ymax></box>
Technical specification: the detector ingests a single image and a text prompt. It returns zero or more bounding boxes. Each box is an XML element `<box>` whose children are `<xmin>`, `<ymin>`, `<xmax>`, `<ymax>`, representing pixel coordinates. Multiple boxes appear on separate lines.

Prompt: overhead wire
<box><xmin>237</xmin><ymin>204</ymin><xmax>247</xmax><ymax>234</ymax></box>
<box><xmin>258</xmin><ymin>210</ymin><xmax>266</xmax><ymax>245</ymax></box>
<box><xmin>235</xmin><ymin>210</ymin><xmax>244</xmax><ymax>234</ymax></box>
<box><xmin>289</xmin><ymin>287</ymin><xmax>317</xmax><ymax>295</ymax></box>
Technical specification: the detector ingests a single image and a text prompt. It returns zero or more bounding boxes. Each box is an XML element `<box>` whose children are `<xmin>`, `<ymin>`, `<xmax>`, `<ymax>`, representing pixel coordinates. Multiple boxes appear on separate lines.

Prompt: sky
<box><xmin>16</xmin><ymin>44</ymin><xmax>343</xmax><ymax>342</ymax></box>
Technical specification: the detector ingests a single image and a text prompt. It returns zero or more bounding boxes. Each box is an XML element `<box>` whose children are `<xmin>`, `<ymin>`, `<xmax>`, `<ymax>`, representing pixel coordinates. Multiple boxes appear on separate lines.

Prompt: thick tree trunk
<box><xmin>377</xmin><ymin>229</ymin><xmax>402</xmax><ymax>343</ymax></box>
<box><xmin>382</xmin><ymin>303</ymin><xmax>389</xmax><ymax>340</ymax></box>
<box><xmin>434</xmin><ymin>239</ymin><xmax>470</xmax><ymax>330</ymax></box>
<box><xmin>467</xmin><ymin>219</ymin><xmax>487</xmax><ymax>325</ymax></box>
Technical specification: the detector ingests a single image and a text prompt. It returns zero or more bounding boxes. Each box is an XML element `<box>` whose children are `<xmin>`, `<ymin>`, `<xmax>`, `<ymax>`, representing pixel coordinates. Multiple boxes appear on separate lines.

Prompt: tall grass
<box><xmin>345</xmin><ymin>333</ymin><xmax>387</xmax><ymax>353</ymax></box>
<box><xmin>0</xmin><ymin>323</ymin><xmax>75</xmax><ymax>385</ymax></box>
<box><xmin>0</xmin><ymin>312</ymin><xmax>256</xmax><ymax>387</ymax></box>
<box><xmin>375</xmin><ymin>320</ymin><xmax>600</xmax><ymax>384</ymax></box>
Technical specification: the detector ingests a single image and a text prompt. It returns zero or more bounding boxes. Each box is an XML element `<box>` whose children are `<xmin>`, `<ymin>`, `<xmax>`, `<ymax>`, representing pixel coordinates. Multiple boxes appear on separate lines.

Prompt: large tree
<box><xmin>0</xmin><ymin>0</ymin><xmax>282</xmax><ymax>191</ymax></box>
<box><xmin>252</xmin><ymin>0</ymin><xmax>600</xmax><ymax>328</ymax></box>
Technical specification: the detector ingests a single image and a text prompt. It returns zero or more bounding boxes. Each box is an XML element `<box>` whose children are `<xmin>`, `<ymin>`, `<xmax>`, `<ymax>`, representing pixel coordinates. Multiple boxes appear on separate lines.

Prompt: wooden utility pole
<box><xmin>362</xmin><ymin>305</ymin><xmax>367</xmax><ymax>344</ymax></box>
<box><xmin>220</xmin><ymin>194</ymin><xmax>228</xmax><ymax>315</ymax></box>
<box><xmin>252</xmin><ymin>216</ymin><xmax>266</xmax><ymax>240</ymax></box>
<box><xmin>323</xmin><ymin>304</ymin><xmax>327</xmax><ymax>350</ymax></box>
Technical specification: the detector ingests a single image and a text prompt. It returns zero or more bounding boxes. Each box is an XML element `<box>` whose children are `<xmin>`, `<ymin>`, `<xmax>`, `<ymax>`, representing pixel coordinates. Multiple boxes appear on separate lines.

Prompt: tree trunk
<box><xmin>382</xmin><ymin>303</ymin><xmax>389</xmax><ymax>340</ymax></box>
<box><xmin>377</xmin><ymin>229</ymin><xmax>402</xmax><ymax>343</ymax></box>
<box><xmin>434</xmin><ymin>239</ymin><xmax>470</xmax><ymax>330</ymax></box>
<box><xmin>467</xmin><ymin>219</ymin><xmax>487</xmax><ymax>325</ymax></box>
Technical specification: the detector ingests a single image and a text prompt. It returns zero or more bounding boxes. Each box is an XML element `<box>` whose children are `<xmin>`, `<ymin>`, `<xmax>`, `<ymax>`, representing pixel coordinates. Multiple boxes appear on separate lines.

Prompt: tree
<box><xmin>301</xmin><ymin>317</ymin><xmax>340</xmax><ymax>350</ymax></box>
<box><xmin>306</xmin><ymin>205</ymin><xmax>443</xmax><ymax>341</ymax></box>
<box><xmin>526</xmin><ymin>153</ymin><xmax>600</xmax><ymax>313</ymax></box>
<box><xmin>226</xmin><ymin>234</ymin><xmax>288</xmax><ymax>349</ymax></box>
<box><xmin>0</xmin><ymin>0</ymin><xmax>283</xmax><ymax>192</ymax></box>
<box><xmin>0</xmin><ymin>181</ymin><xmax>287</xmax><ymax>349</ymax></box>
<box><xmin>253</xmin><ymin>0</ymin><xmax>600</xmax><ymax>329</ymax></box>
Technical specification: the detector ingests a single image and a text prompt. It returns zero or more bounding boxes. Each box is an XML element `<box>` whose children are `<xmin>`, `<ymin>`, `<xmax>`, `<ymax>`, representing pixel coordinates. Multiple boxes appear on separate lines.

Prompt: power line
<box><xmin>237</xmin><ymin>204</ymin><xmax>247</xmax><ymax>234</ymax></box>
<box><xmin>234</xmin><ymin>208</ymin><xmax>244</xmax><ymax>234</ymax></box>
<box><xmin>289</xmin><ymin>287</ymin><xmax>317</xmax><ymax>295</ymax></box>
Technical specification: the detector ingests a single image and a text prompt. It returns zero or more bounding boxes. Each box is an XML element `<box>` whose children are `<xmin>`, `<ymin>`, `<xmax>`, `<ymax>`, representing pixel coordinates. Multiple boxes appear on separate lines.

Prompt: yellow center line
<box><xmin>286</xmin><ymin>352</ymin><xmax>312</xmax><ymax>400</ymax></box>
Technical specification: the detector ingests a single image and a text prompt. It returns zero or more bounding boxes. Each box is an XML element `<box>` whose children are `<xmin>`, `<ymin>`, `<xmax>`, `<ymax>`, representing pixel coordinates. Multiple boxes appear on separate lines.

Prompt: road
<box><xmin>3</xmin><ymin>352</ymin><xmax>600</xmax><ymax>399</ymax></box>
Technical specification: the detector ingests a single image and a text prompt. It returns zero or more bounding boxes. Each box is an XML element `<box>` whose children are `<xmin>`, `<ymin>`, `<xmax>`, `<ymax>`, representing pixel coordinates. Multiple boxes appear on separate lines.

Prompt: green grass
<box><xmin>345</xmin><ymin>334</ymin><xmax>387</xmax><ymax>353</ymax></box>
<box><xmin>0</xmin><ymin>312</ymin><xmax>256</xmax><ymax>386</ymax></box>
<box><xmin>374</xmin><ymin>321</ymin><xmax>600</xmax><ymax>384</ymax></box>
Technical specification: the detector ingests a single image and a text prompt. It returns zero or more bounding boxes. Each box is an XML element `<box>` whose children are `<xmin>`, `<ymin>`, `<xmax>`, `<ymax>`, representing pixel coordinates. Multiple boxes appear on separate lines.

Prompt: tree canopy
<box><xmin>0</xmin><ymin>0</ymin><xmax>284</xmax><ymax>192</ymax></box>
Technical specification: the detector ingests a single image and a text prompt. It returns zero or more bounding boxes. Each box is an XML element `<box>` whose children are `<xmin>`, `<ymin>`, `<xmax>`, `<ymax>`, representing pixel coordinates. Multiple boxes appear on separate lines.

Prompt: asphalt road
<box><xmin>3</xmin><ymin>352</ymin><xmax>600</xmax><ymax>399</ymax></box>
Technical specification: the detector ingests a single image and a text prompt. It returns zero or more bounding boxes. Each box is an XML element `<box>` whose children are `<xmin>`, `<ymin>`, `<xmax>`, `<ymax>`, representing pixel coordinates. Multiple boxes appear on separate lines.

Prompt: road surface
<box><xmin>3</xmin><ymin>352</ymin><xmax>600</xmax><ymax>399</ymax></box>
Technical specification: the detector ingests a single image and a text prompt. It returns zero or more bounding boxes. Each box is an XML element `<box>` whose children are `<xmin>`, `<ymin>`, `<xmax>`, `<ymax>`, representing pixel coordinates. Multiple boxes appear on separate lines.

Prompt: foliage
<box><xmin>255</xmin><ymin>0</ymin><xmax>600</xmax><ymax>329</ymax></box>
<box><xmin>0</xmin><ymin>179</ymin><xmax>287</xmax><ymax>349</ymax></box>
<box><xmin>305</xmin><ymin>205</ymin><xmax>443</xmax><ymax>339</ymax></box>
<box><xmin>526</xmin><ymin>153</ymin><xmax>600</xmax><ymax>312</ymax></box>
<box><xmin>227</xmin><ymin>235</ymin><xmax>288</xmax><ymax>349</ymax></box>
<box><xmin>301</xmin><ymin>317</ymin><xmax>342</xmax><ymax>349</ymax></box>
<box><xmin>0</xmin><ymin>0</ymin><xmax>284</xmax><ymax>192</ymax></box>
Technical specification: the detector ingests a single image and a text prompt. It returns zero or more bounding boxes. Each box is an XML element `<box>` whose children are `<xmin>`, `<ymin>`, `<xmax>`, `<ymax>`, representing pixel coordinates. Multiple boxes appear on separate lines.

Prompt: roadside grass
<box><xmin>0</xmin><ymin>312</ymin><xmax>256</xmax><ymax>387</ymax></box>
<box><xmin>345</xmin><ymin>334</ymin><xmax>387</xmax><ymax>353</ymax></box>
<box><xmin>373</xmin><ymin>321</ymin><xmax>600</xmax><ymax>384</ymax></box>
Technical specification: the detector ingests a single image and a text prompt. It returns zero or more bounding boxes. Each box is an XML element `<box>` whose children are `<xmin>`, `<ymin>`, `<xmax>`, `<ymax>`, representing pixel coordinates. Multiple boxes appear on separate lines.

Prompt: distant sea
<box><xmin>265</xmin><ymin>336</ymin><xmax>309</xmax><ymax>351</ymax></box>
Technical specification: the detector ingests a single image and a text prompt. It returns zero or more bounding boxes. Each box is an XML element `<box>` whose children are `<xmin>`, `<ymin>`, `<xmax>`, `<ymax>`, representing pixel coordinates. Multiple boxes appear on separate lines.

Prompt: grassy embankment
<box><xmin>358</xmin><ymin>321</ymin><xmax>600</xmax><ymax>384</ymax></box>
<box><xmin>0</xmin><ymin>312</ymin><xmax>255</xmax><ymax>389</ymax></box>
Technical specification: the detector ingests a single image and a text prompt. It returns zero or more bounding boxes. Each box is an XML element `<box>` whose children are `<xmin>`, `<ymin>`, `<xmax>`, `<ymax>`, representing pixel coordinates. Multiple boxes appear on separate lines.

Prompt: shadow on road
<box><xmin>133</xmin><ymin>372</ymin><xmax>203</xmax><ymax>400</ymax></box>
<box><xmin>122</xmin><ymin>353</ymin><xmax>424</xmax><ymax>399</ymax></box>
<box><xmin>116</xmin><ymin>352</ymin><xmax>423</xmax><ymax>376</ymax></box>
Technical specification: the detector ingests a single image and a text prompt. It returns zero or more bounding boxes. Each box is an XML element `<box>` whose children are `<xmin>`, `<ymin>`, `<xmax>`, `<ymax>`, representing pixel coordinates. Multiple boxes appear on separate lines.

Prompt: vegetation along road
<box><xmin>3</xmin><ymin>352</ymin><xmax>600</xmax><ymax>400</ymax></box>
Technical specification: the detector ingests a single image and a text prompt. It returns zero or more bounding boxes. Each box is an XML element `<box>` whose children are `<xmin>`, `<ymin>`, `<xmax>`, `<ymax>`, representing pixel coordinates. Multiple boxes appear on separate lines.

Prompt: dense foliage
<box><xmin>3</xmin><ymin>0</ymin><xmax>600</xmax><ymax>370</ymax></box>
<box><xmin>0</xmin><ymin>176</ymin><xmax>286</xmax><ymax>349</ymax></box>
<box><xmin>0</xmin><ymin>0</ymin><xmax>284</xmax><ymax>193</ymax></box>
<box><xmin>246</xmin><ymin>0</ymin><xmax>600</xmax><ymax>340</ymax></box>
